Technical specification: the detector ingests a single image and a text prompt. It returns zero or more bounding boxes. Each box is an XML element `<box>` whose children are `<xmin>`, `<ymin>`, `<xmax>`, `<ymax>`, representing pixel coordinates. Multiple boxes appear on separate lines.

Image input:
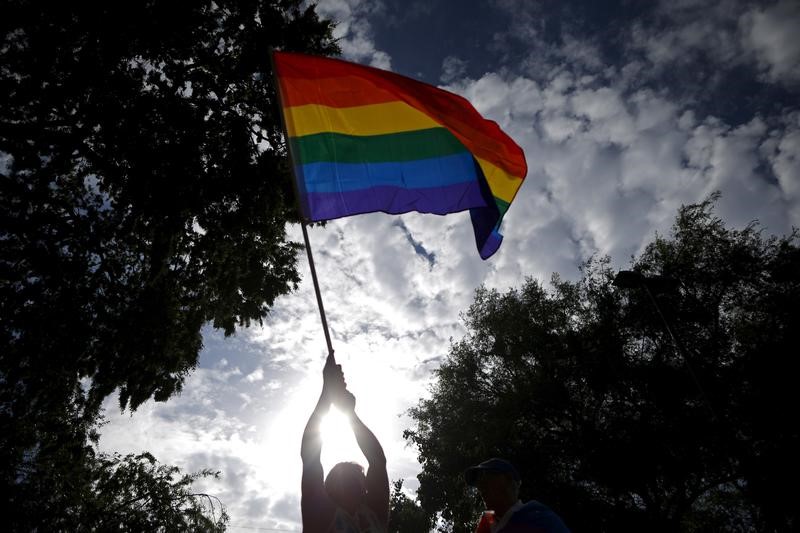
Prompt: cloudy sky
<box><xmin>98</xmin><ymin>0</ymin><xmax>800</xmax><ymax>530</ymax></box>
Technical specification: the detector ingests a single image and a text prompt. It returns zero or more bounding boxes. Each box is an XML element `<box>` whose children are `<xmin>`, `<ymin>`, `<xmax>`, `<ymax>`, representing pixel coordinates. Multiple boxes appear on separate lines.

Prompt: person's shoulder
<box><xmin>517</xmin><ymin>500</ymin><xmax>553</xmax><ymax>514</ymax></box>
<box><xmin>504</xmin><ymin>500</ymin><xmax>570</xmax><ymax>533</ymax></box>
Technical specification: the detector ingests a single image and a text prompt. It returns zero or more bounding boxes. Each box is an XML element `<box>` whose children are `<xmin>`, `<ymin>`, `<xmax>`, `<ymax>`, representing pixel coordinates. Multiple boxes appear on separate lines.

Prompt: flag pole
<box><xmin>269</xmin><ymin>49</ymin><xmax>335</xmax><ymax>364</ymax></box>
<box><xmin>300</xmin><ymin>221</ymin><xmax>335</xmax><ymax>361</ymax></box>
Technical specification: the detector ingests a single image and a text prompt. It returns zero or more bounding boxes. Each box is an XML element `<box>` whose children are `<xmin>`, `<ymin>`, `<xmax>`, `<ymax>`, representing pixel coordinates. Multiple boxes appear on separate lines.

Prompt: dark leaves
<box><xmin>406</xmin><ymin>198</ymin><xmax>799</xmax><ymax>532</ymax></box>
<box><xmin>2</xmin><ymin>1</ymin><xmax>338</xmax><ymax>527</ymax></box>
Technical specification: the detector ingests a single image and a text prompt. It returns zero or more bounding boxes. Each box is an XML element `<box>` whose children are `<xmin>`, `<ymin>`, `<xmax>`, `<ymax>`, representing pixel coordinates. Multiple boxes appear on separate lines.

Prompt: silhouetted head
<box><xmin>325</xmin><ymin>461</ymin><xmax>366</xmax><ymax>511</ymax></box>
<box><xmin>465</xmin><ymin>458</ymin><xmax>521</xmax><ymax>514</ymax></box>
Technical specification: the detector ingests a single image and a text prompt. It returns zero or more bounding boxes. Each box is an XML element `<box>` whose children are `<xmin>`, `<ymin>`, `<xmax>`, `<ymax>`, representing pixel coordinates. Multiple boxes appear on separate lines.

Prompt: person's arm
<box><xmin>300</xmin><ymin>358</ymin><xmax>343</xmax><ymax>533</ymax></box>
<box><xmin>339</xmin><ymin>389</ymin><xmax>390</xmax><ymax>526</ymax></box>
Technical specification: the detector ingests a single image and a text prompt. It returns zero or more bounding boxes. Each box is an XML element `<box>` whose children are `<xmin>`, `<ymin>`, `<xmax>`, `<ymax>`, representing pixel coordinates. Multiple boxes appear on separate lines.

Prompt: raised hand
<box><xmin>322</xmin><ymin>357</ymin><xmax>346</xmax><ymax>399</ymax></box>
<box><xmin>336</xmin><ymin>387</ymin><xmax>356</xmax><ymax>414</ymax></box>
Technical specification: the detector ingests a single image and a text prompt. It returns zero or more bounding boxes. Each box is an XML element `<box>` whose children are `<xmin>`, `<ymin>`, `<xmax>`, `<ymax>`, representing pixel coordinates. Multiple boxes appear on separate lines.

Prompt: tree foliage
<box><xmin>405</xmin><ymin>198</ymin><xmax>800</xmax><ymax>532</ymax></box>
<box><xmin>11</xmin><ymin>445</ymin><xmax>228</xmax><ymax>531</ymax></box>
<box><xmin>389</xmin><ymin>479</ymin><xmax>435</xmax><ymax>533</ymax></box>
<box><xmin>1</xmin><ymin>0</ymin><xmax>337</xmax><ymax>525</ymax></box>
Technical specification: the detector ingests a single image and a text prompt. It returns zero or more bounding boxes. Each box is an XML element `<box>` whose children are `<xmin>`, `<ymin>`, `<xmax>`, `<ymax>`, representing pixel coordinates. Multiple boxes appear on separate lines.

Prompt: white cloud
<box><xmin>631</xmin><ymin>15</ymin><xmax>740</xmax><ymax>71</ymax></box>
<box><xmin>571</xmin><ymin>87</ymin><xmax>636</xmax><ymax>146</ymax></box>
<box><xmin>244</xmin><ymin>367</ymin><xmax>264</xmax><ymax>382</ymax></box>
<box><xmin>624</xmin><ymin>0</ymin><xmax>800</xmax><ymax>89</ymax></box>
<box><xmin>313</xmin><ymin>0</ymin><xmax>392</xmax><ymax>69</ymax></box>
<box><xmin>442</xmin><ymin>58</ymin><xmax>798</xmax><ymax>274</ymax></box>
<box><xmin>763</xmin><ymin>114</ymin><xmax>800</xmax><ymax>226</ymax></box>
<box><xmin>740</xmin><ymin>0</ymin><xmax>800</xmax><ymax>85</ymax></box>
<box><xmin>441</xmin><ymin>55</ymin><xmax>468</xmax><ymax>83</ymax></box>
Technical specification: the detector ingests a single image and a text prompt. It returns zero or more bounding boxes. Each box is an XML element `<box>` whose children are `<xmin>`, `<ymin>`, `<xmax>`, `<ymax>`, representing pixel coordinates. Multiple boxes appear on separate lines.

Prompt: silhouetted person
<box><xmin>301</xmin><ymin>357</ymin><xmax>389</xmax><ymax>533</ymax></box>
<box><xmin>465</xmin><ymin>458</ymin><xmax>570</xmax><ymax>533</ymax></box>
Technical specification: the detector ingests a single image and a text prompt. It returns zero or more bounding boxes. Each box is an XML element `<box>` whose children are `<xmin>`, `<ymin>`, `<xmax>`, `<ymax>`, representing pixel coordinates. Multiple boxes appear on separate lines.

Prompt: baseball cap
<box><xmin>464</xmin><ymin>458</ymin><xmax>521</xmax><ymax>486</ymax></box>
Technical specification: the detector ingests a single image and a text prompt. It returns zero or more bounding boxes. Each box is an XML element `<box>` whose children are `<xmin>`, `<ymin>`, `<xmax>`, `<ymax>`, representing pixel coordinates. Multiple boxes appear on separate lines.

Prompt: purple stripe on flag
<box><xmin>305</xmin><ymin>181</ymin><xmax>489</xmax><ymax>222</ymax></box>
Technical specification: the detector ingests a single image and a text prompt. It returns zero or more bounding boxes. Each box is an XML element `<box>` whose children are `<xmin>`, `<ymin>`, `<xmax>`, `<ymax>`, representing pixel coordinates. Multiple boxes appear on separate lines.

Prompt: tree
<box><xmin>405</xmin><ymin>197</ymin><xmax>800</xmax><ymax>532</ymax></box>
<box><xmin>389</xmin><ymin>479</ymin><xmax>435</xmax><ymax>533</ymax></box>
<box><xmin>11</xmin><ymin>446</ymin><xmax>228</xmax><ymax>531</ymax></box>
<box><xmin>1</xmin><ymin>0</ymin><xmax>337</xmax><ymax>525</ymax></box>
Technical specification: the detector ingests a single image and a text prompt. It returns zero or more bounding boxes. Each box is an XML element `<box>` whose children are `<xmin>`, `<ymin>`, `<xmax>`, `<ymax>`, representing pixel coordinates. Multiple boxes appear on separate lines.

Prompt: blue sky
<box><xmin>99</xmin><ymin>1</ymin><xmax>800</xmax><ymax>531</ymax></box>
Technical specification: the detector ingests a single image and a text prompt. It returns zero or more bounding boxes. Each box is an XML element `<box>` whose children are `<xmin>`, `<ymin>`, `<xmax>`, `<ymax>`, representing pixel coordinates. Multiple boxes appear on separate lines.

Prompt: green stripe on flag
<box><xmin>495</xmin><ymin>197</ymin><xmax>510</xmax><ymax>217</ymax></box>
<box><xmin>291</xmin><ymin>127</ymin><xmax>468</xmax><ymax>164</ymax></box>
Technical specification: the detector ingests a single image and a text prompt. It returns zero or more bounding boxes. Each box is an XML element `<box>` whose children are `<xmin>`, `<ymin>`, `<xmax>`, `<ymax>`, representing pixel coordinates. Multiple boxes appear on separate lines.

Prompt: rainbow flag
<box><xmin>273</xmin><ymin>51</ymin><xmax>527</xmax><ymax>259</ymax></box>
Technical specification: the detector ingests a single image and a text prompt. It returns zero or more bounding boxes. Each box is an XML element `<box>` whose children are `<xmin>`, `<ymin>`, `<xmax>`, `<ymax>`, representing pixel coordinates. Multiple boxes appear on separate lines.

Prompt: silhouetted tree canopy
<box><xmin>389</xmin><ymin>479</ymin><xmax>435</xmax><ymax>533</ymax></box>
<box><xmin>12</xmin><ymin>446</ymin><xmax>228</xmax><ymax>531</ymax></box>
<box><xmin>1</xmin><ymin>0</ymin><xmax>337</xmax><ymax>526</ymax></box>
<box><xmin>405</xmin><ymin>197</ymin><xmax>800</xmax><ymax>532</ymax></box>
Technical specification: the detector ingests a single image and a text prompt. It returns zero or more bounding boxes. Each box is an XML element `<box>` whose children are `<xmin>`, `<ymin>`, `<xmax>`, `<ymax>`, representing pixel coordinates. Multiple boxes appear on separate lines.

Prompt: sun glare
<box><xmin>256</xmin><ymin>346</ymin><xmax>421</xmax><ymax>496</ymax></box>
<box><xmin>257</xmin><ymin>379</ymin><xmax>368</xmax><ymax>494</ymax></box>
<box><xmin>320</xmin><ymin>406</ymin><xmax>364</xmax><ymax>466</ymax></box>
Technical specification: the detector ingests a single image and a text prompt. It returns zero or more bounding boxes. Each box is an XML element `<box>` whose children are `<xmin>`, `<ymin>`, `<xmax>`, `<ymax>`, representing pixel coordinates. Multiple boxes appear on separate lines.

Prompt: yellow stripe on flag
<box><xmin>476</xmin><ymin>158</ymin><xmax>524</xmax><ymax>204</ymax></box>
<box><xmin>284</xmin><ymin>101</ymin><xmax>442</xmax><ymax>137</ymax></box>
